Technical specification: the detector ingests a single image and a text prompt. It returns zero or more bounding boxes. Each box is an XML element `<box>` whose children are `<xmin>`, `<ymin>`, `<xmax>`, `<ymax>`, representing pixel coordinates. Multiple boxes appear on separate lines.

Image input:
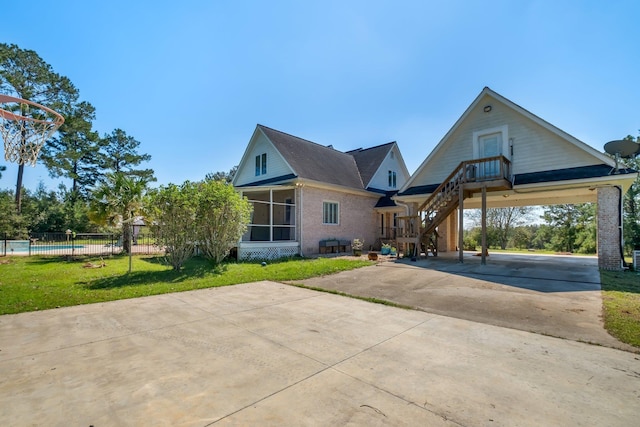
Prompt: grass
<box><xmin>600</xmin><ymin>269</ymin><xmax>640</xmax><ymax>347</ymax></box>
<box><xmin>0</xmin><ymin>255</ymin><xmax>372</xmax><ymax>315</ymax></box>
<box><xmin>486</xmin><ymin>248</ymin><xmax>597</xmax><ymax>256</ymax></box>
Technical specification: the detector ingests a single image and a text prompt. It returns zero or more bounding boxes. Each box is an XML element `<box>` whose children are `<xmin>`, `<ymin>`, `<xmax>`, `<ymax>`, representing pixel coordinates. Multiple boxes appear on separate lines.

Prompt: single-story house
<box><xmin>232</xmin><ymin>125</ymin><xmax>411</xmax><ymax>260</ymax></box>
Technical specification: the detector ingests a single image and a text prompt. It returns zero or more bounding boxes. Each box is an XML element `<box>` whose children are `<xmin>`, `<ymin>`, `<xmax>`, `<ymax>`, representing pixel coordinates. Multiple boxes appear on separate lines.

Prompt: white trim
<box><xmin>232</xmin><ymin>125</ymin><xmax>296</xmax><ymax>187</ymax></box>
<box><xmin>322</xmin><ymin>200</ymin><xmax>340</xmax><ymax>225</ymax></box>
<box><xmin>364</xmin><ymin>142</ymin><xmax>411</xmax><ymax>188</ymax></box>
<box><xmin>295</xmin><ymin>178</ymin><xmax>381</xmax><ymax>198</ymax></box>
<box><xmin>237</xmin><ymin>241</ymin><xmax>300</xmax><ymax>260</ymax></box>
<box><xmin>513</xmin><ymin>173</ymin><xmax>637</xmax><ymax>193</ymax></box>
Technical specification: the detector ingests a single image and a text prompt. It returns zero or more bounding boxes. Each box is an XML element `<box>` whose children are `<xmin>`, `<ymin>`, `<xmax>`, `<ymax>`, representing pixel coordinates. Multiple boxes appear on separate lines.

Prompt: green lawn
<box><xmin>600</xmin><ymin>269</ymin><xmax>640</xmax><ymax>348</ymax></box>
<box><xmin>0</xmin><ymin>255</ymin><xmax>372</xmax><ymax>315</ymax></box>
<box><xmin>486</xmin><ymin>248</ymin><xmax>597</xmax><ymax>256</ymax></box>
<box><xmin>5</xmin><ymin>254</ymin><xmax>638</xmax><ymax>349</ymax></box>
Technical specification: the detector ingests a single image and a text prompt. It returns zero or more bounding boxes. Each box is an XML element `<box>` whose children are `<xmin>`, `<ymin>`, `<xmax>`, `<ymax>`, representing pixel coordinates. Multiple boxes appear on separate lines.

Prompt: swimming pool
<box><xmin>2</xmin><ymin>241</ymin><xmax>85</xmax><ymax>254</ymax></box>
<box><xmin>30</xmin><ymin>244</ymin><xmax>86</xmax><ymax>251</ymax></box>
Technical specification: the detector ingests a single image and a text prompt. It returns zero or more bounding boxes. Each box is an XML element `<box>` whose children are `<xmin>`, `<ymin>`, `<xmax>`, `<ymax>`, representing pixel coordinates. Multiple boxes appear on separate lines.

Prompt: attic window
<box><xmin>390</xmin><ymin>151</ymin><xmax>394</xmax><ymax>159</ymax></box>
<box><xmin>255</xmin><ymin>153</ymin><xmax>267</xmax><ymax>176</ymax></box>
<box><xmin>388</xmin><ymin>171</ymin><xmax>397</xmax><ymax>188</ymax></box>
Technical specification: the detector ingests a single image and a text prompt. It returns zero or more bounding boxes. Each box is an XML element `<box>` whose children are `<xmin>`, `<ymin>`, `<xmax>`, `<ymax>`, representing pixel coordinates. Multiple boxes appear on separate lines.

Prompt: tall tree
<box><xmin>467</xmin><ymin>206</ymin><xmax>533</xmax><ymax>249</ymax></box>
<box><xmin>89</xmin><ymin>172</ymin><xmax>149</xmax><ymax>254</ymax></box>
<box><xmin>100</xmin><ymin>129</ymin><xmax>154</xmax><ymax>182</ymax></box>
<box><xmin>20</xmin><ymin>182</ymin><xmax>66</xmax><ymax>233</ymax></box>
<box><xmin>0</xmin><ymin>43</ymin><xmax>78</xmax><ymax>213</ymax></box>
<box><xmin>39</xmin><ymin>101</ymin><xmax>102</xmax><ymax>198</ymax></box>
<box><xmin>619</xmin><ymin>133</ymin><xmax>640</xmax><ymax>254</ymax></box>
<box><xmin>205</xmin><ymin>165</ymin><xmax>238</xmax><ymax>183</ymax></box>
<box><xmin>0</xmin><ymin>190</ymin><xmax>24</xmax><ymax>238</ymax></box>
<box><xmin>542</xmin><ymin>203</ymin><xmax>595</xmax><ymax>253</ymax></box>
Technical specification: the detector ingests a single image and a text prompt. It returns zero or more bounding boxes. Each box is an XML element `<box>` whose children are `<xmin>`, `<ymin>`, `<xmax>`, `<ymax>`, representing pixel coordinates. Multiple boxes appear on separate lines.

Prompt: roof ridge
<box><xmin>257</xmin><ymin>124</ymin><xmax>348</xmax><ymax>154</ymax></box>
<box><xmin>345</xmin><ymin>141</ymin><xmax>396</xmax><ymax>154</ymax></box>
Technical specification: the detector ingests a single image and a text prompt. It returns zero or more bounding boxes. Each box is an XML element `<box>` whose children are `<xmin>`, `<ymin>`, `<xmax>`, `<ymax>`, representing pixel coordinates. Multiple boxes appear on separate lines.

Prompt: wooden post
<box><xmin>458</xmin><ymin>187</ymin><xmax>464</xmax><ymax>263</ymax></box>
<box><xmin>481</xmin><ymin>186</ymin><xmax>487</xmax><ymax>265</ymax></box>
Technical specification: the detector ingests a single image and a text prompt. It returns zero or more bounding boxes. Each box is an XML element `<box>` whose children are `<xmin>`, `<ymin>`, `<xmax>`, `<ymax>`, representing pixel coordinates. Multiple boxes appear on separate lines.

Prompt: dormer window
<box><xmin>388</xmin><ymin>170</ymin><xmax>397</xmax><ymax>188</ymax></box>
<box><xmin>255</xmin><ymin>153</ymin><xmax>267</xmax><ymax>176</ymax></box>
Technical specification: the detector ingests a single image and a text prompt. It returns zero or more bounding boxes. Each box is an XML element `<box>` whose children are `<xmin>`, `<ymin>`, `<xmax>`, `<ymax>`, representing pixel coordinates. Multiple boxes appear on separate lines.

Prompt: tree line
<box><xmin>464</xmin><ymin>141</ymin><xmax>640</xmax><ymax>257</ymax></box>
<box><xmin>2</xmin><ymin>43</ymin><xmax>639</xmax><ymax>262</ymax></box>
<box><xmin>1</xmin><ymin>44</ymin><xmax>249</xmax><ymax>267</ymax></box>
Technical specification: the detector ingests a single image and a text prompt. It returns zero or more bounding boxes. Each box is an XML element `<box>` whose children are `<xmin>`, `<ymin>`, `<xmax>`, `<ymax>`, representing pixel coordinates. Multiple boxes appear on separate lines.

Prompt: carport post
<box><xmin>458</xmin><ymin>187</ymin><xmax>464</xmax><ymax>263</ymax></box>
<box><xmin>481</xmin><ymin>186</ymin><xmax>487</xmax><ymax>265</ymax></box>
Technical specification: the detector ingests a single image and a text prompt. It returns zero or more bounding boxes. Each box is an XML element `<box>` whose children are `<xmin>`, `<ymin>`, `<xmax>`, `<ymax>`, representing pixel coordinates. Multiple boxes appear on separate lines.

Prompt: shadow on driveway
<box><xmin>294</xmin><ymin>252</ymin><xmax>634</xmax><ymax>351</ymax></box>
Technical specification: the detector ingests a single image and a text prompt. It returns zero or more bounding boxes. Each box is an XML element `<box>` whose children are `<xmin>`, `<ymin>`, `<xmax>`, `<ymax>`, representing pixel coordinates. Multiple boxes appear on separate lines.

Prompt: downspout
<box><xmin>616</xmin><ymin>185</ymin><xmax>627</xmax><ymax>269</ymax></box>
<box><xmin>297</xmin><ymin>183</ymin><xmax>304</xmax><ymax>257</ymax></box>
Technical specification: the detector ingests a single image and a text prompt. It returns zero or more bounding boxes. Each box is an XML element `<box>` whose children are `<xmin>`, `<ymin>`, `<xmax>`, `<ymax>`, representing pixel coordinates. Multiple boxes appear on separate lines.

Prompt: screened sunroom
<box><xmin>237</xmin><ymin>186</ymin><xmax>300</xmax><ymax>260</ymax></box>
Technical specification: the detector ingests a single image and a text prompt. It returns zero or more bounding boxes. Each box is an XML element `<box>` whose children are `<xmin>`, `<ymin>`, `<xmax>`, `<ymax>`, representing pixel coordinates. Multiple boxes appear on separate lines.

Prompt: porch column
<box><xmin>436</xmin><ymin>213</ymin><xmax>458</xmax><ymax>252</ymax></box>
<box><xmin>597</xmin><ymin>186</ymin><xmax>623</xmax><ymax>270</ymax></box>
<box><xmin>296</xmin><ymin>183</ymin><xmax>304</xmax><ymax>256</ymax></box>
<box><xmin>481</xmin><ymin>186</ymin><xmax>487</xmax><ymax>265</ymax></box>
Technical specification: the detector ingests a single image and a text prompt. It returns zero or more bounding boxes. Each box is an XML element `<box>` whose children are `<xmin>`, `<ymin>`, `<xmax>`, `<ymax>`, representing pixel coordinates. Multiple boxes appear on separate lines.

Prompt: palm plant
<box><xmin>89</xmin><ymin>172</ymin><xmax>148</xmax><ymax>253</ymax></box>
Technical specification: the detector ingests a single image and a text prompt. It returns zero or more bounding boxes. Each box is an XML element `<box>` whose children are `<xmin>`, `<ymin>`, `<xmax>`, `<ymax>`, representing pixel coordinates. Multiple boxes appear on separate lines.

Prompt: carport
<box><xmin>393</xmin><ymin>88</ymin><xmax>638</xmax><ymax>270</ymax></box>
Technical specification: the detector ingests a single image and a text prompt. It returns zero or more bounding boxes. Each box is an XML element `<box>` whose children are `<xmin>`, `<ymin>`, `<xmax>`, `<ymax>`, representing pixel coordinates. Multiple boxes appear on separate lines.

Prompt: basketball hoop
<box><xmin>0</xmin><ymin>94</ymin><xmax>65</xmax><ymax>166</ymax></box>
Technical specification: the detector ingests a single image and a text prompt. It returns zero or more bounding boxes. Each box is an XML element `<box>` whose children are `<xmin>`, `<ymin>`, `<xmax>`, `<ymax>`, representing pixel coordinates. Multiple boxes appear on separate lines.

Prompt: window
<box><xmin>323</xmin><ymin>201</ymin><xmax>339</xmax><ymax>225</ymax></box>
<box><xmin>255</xmin><ymin>153</ymin><xmax>267</xmax><ymax>176</ymax></box>
<box><xmin>388</xmin><ymin>170</ymin><xmax>397</xmax><ymax>188</ymax></box>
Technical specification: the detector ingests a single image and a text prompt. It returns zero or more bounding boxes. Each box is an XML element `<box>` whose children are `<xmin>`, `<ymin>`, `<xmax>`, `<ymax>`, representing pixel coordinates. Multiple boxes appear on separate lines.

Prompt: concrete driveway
<box><xmin>1</xmin><ymin>280</ymin><xmax>639</xmax><ymax>426</ymax></box>
<box><xmin>297</xmin><ymin>252</ymin><xmax>631</xmax><ymax>350</ymax></box>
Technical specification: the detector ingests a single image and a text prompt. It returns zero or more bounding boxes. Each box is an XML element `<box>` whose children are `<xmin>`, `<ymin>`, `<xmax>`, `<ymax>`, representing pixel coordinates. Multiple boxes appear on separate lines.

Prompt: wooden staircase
<box><xmin>397</xmin><ymin>155</ymin><xmax>513</xmax><ymax>257</ymax></box>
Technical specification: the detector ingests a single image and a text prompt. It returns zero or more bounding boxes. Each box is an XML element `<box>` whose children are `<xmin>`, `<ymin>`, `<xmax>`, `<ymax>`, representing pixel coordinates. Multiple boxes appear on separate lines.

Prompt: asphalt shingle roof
<box><xmin>257</xmin><ymin>125</ymin><xmax>393</xmax><ymax>191</ymax></box>
<box><xmin>513</xmin><ymin>164</ymin><xmax>635</xmax><ymax>185</ymax></box>
<box><xmin>346</xmin><ymin>142</ymin><xmax>396</xmax><ymax>188</ymax></box>
<box><xmin>398</xmin><ymin>164</ymin><xmax>636</xmax><ymax>196</ymax></box>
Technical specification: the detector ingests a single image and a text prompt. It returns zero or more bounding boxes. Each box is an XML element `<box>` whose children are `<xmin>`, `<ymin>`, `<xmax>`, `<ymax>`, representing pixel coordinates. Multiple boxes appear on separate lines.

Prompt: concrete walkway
<box><xmin>298</xmin><ymin>252</ymin><xmax>632</xmax><ymax>350</ymax></box>
<box><xmin>1</xmin><ymin>281</ymin><xmax>639</xmax><ymax>426</ymax></box>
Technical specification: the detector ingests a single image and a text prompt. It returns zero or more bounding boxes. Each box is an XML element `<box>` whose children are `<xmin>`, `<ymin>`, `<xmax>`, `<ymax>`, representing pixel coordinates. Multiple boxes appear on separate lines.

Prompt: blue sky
<box><xmin>1</xmin><ymin>0</ymin><xmax>638</xmax><ymax>192</ymax></box>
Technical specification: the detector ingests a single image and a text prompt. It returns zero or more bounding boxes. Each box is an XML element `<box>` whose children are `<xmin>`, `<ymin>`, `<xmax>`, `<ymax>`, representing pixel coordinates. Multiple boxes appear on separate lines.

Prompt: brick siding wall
<box><xmin>597</xmin><ymin>186</ymin><xmax>622</xmax><ymax>270</ymax></box>
<box><xmin>300</xmin><ymin>186</ymin><xmax>378</xmax><ymax>256</ymax></box>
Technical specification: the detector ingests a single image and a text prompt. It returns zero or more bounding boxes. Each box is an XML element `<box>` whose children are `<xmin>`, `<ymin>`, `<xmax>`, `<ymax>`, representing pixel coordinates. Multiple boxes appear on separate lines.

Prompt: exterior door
<box><xmin>479</xmin><ymin>133</ymin><xmax>502</xmax><ymax>178</ymax></box>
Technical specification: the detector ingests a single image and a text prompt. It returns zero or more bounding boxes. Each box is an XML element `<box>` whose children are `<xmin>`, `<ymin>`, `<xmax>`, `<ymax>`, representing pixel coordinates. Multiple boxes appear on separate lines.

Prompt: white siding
<box><xmin>234</xmin><ymin>131</ymin><xmax>294</xmax><ymax>186</ymax></box>
<box><xmin>368</xmin><ymin>147</ymin><xmax>410</xmax><ymax>190</ymax></box>
<box><xmin>410</xmin><ymin>94</ymin><xmax>607</xmax><ymax>187</ymax></box>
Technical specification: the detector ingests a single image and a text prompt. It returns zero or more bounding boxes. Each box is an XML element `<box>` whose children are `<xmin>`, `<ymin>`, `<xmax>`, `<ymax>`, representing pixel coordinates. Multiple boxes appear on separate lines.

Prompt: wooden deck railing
<box><xmin>397</xmin><ymin>156</ymin><xmax>511</xmax><ymax>240</ymax></box>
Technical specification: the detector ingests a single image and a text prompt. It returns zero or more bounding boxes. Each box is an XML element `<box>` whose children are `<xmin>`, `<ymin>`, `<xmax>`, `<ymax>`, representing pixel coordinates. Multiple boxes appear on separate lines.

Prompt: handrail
<box><xmin>396</xmin><ymin>156</ymin><xmax>512</xmax><ymax>241</ymax></box>
<box><xmin>417</xmin><ymin>155</ymin><xmax>511</xmax><ymax>214</ymax></box>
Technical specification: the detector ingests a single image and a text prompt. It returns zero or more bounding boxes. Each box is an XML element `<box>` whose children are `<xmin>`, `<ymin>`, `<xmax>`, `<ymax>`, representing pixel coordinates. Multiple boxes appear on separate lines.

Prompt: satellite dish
<box><xmin>604</xmin><ymin>139</ymin><xmax>640</xmax><ymax>175</ymax></box>
<box><xmin>604</xmin><ymin>139</ymin><xmax>640</xmax><ymax>158</ymax></box>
